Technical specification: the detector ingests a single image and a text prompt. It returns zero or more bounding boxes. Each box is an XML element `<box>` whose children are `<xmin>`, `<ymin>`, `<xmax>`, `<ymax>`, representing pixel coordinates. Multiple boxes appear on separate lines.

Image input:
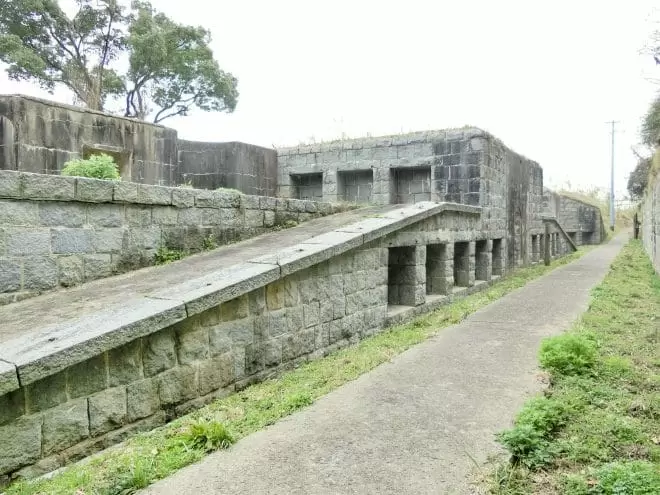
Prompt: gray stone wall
<box><xmin>177</xmin><ymin>141</ymin><xmax>277</xmax><ymax>196</ymax></box>
<box><xmin>0</xmin><ymin>95</ymin><xmax>178</xmax><ymax>185</ymax></box>
<box><xmin>0</xmin><ymin>95</ymin><xmax>278</xmax><ymax>196</ymax></box>
<box><xmin>0</xmin><ymin>242</ymin><xmax>388</xmax><ymax>482</ymax></box>
<box><xmin>542</xmin><ymin>190</ymin><xmax>604</xmax><ymax>245</ymax></box>
<box><xmin>277</xmin><ymin>128</ymin><xmax>546</xmax><ymax>267</ymax></box>
<box><xmin>0</xmin><ymin>170</ymin><xmax>340</xmax><ymax>304</ymax></box>
<box><xmin>642</xmin><ymin>172</ymin><xmax>660</xmax><ymax>274</ymax></box>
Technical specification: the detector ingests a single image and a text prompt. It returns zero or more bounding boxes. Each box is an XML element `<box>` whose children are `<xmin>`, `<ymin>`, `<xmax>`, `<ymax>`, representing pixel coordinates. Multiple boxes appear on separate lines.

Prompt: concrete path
<box><xmin>142</xmin><ymin>235</ymin><xmax>626</xmax><ymax>495</ymax></box>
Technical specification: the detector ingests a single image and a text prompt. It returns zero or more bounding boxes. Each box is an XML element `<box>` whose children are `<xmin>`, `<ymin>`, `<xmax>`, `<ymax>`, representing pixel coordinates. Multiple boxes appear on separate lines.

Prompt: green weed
<box><xmin>539</xmin><ymin>333</ymin><xmax>598</xmax><ymax>377</ymax></box>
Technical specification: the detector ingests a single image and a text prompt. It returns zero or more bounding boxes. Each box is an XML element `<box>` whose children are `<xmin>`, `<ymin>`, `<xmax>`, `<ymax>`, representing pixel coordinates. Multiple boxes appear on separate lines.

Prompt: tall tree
<box><xmin>0</xmin><ymin>0</ymin><xmax>238</xmax><ymax>122</ymax></box>
<box><xmin>641</xmin><ymin>93</ymin><xmax>660</xmax><ymax>148</ymax></box>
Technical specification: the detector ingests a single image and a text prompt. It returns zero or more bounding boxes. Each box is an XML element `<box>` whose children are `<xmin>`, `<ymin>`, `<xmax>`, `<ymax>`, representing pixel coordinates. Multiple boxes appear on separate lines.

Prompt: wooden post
<box><xmin>544</xmin><ymin>222</ymin><xmax>551</xmax><ymax>266</ymax></box>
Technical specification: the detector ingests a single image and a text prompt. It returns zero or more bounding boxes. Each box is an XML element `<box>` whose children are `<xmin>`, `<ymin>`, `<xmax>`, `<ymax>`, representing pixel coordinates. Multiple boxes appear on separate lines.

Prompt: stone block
<box><xmin>194</xmin><ymin>190</ymin><xmax>215</xmax><ymax>207</ymax></box>
<box><xmin>287</xmin><ymin>306</ymin><xmax>304</xmax><ymax>333</ymax></box>
<box><xmin>125</xmin><ymin>227</ymin><xmax>161</xmax><ymax>250</ymax></box>
<box><xmin>0</xmin><ymin>170</ymin><xmax>21</xmax><ymax>198</ymax></box>
<box><xmin>7</xmin><ymin>229</ymin><xmax>50</xmax><ymax>255</ymax></box>
<box><xmin>268</xmin><ymin>309</ymin><xmax>288</xmax><ymax>337</ymax></box>
<box><xmin>201</xmin><ymin>208</ymin><xmax>221</xmax><ymax>225</ymax></box>
<box><xmin>0</xmin><ymin>389</ymin><xmax>25</xmax><ymax>426</ymax></box>
<box><xmin>87</xmin><ymin>204</ymin><xmax>123</xmax><ymax>227</ymax></box>
<box><xmin>51</xmin><ymin>228</ymin><xmax>93</xmax><ymax>254</ymax></box>
<box><xmin>259</xmin><ymin>196</ymin><xmax>277</xmax><ymax>210</ymax></box>
<box><xmin>175</xmin><ymin>322</ymin><xmax>210</xmax><ymax>365</ymax></box>
<box><xmin>0</xmin><ymin>414</ymin><xmax>42</xmax><ymax>474</ymax></box>
<box><xmin>109</xmin><ymin>340</ymin><xmax>143</xmax><ymax>386</ymax></box>
<box><xmin>23</xmin><ymin>256</ymin><xmax>58</xmax><ymax>291</ymax></box>
<box><xmin>233</xmin><ymin>347</ymin><xmax>246</xmax><ymax>379</ymax></box>
<box><xmin>264</xmin><ymin>210</ymin><xmax>275</xmax><ymax>227</ymax></box>
<box><xmin>157</xmin><ymin>365</ymin><xmax>197</xmax><ymax>405</ymax></box>
<box><xmin>39</xmin><ymin>202</ymin><xmax>86</xmax><ymax>227</ymax></box>
<box><xmin>75</xmin><ymin>177</ymin><xmax>115</xmax><ymax>203</ymax></box>
<box><xmin>222</xmin><ymin>295</ymin><xmax>249</xmax><ymax>321</ymax></box>
<box><xmin>245</xmin><ymin>209</ymin><xmax>264</xmax><ymax>228</ymax></box>
<box><xmin>198</xmin><ymin>353</ymin><xmax>234</xmax><ymax>395</ymax></box>
<box><xmin>67</xmin><ymin>354</ymin><xmax>108</xmax><ymax>399</ymax></box>
<box><xmin>171</xmin><ymin>188</ymin><xmax>196</xmax><ymax>208</ymax></box>
<box><xmin>24</xmin><ymin>370</ymin><xmax>67</xmax><ymax>413</ymax></box>
<box><xmin>113</xmin><ymin>181</ymin><xmax>138</xmax><ymax>203</ymax></box>
<box><xmin>282</xmin><ymin>328</ymin><xmax>315</xmax><ymax>361</ymax></box>
<box><xmin>178</xmin><ymin>207</ymin><xmax>202</xmax><ymax>225</ymax></box>
<box><xmin>92</xmin><ymin>228</ymin><xmax>124</xmax><ymax>253</ymax></box>
<box><xmin>320</xmin><ymin>301</ymin><xmax>334</xmax><ymax>323</ymax></box>
<box><xmin>152</xmin><ymin>207</ymin><xmax>179</xmax><ymax>226</ymax></box>
<box><xmin>209</xmin><ymin>322</ymin><xmax>232</xmax><ymax>356</ymax></box>
<box><xmin>126</xmin><ymin>378</ymin><xmax>160</xmax><ymax>422</ymax></box>
<box><xmin>143</xmin><ymin>329</ymin><xmax>177</xmax><ymax>377</ymax></box>
<box><xmin>89</xmin><ymin>387</ymin><xmax>127</xmax><ymax>436</ymax></box>
<box><xmin>266</xmin><ymin>280</ymin><xmax>285</xmax><ymax>310</ymax></box>
<box><xmin>137</xmin><ymin>184</ymin><xmax>172</xmax><ymax>205</ymax></box>
<box><xmin>240</xmin><ymin>195</ymin><xmax>260</xmax><ymax>209</ymax></box>
<box><xmin>42</xmin><ymin>398</ymin><xmax>89</xmax><ymax>455</ymax></box>
<box><xmin>215</xmin><ymin>191</ymin><xmax>241</xmax><ymax>208</ymax></box>
<box><xmin>303</xmin><ymin>302</ymin><xmax>320</xmax><ymax>328</ymax></box>
<box><xmin>125</xmin><ymin>205</ymin><xmax>152</xmax><ymax>225</ymax></box>
<box><xmin>0</xmin><ymin>259</ymin><xmax>21</xmax><ymax>292</ymax></box>
<box><xmin>22</xmin><ymin>173</ymin><xmax>75</xmax><ymax>200</ymax></box>
<box><xmin>248</xmin><ymin>287</ymin><xmax>266</xmax><ymax>315</ymax></box>
<box><xmin>220</xmin><ymin>208</ymin><xmax>241</xmax><ymax>227</ymax></box>
<box><xmin>83</xmin><ymin>254</ymin><xmax>113</xmax><ymax>281</ymax></box>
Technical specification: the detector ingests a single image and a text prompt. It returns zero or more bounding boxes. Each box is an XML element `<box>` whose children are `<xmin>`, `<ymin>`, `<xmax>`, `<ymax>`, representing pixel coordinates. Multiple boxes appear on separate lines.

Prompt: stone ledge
<box><xmin>0</xmin><ymin>299</ymin><xmax>187</xmax><ymax>386</ymax></box>
<box><xmin>0</xmin><ymin>201</ymin><xmax>480</xmax><ymax>388</ymax></box>
<box><xmin>0</xmin><ymin>359</ymin><xmax>19</xmax><ymax>396</ymax></box>
<box><xmin>0</xmin><ymin>170</ymin><xmax>340</xmax><ymax>213</ymax></box>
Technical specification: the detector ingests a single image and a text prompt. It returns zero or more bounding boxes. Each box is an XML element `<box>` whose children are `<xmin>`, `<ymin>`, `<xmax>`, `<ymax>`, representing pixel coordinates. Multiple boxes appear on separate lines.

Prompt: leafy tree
<box><xmin>0</xmin><ymin>0</ymin><xmax>238</xmax><ymax>122</ymax></box>
<box><xmin>627</xmin><ymin>155</ymin><xmax>651</xmax><ymax>200</ymax></box>
<box><xmin>641</xmin><ymin>93</ymin><xmax>660</xmax><ymax>148</ymax></box>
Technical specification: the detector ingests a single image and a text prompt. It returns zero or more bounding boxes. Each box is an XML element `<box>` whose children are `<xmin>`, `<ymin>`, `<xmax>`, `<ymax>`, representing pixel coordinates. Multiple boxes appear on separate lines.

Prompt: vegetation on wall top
<box><xmin>0</xmin><ymin>0</ymin><xmax>239</xmax><ymax>123</ymax></box>
<box><xmin>60</xmin><ymin>153</ymin><xmax>120</xmax><ymax>180</ymax></box>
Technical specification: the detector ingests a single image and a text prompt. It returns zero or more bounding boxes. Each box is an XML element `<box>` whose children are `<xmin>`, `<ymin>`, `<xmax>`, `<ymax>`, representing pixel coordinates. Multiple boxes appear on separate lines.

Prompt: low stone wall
<box><xmin>0</xmin><ymin>200</ymin><xmax>587</xmax><ymax>484</ymax></box>
<box><xmin>0</xmin><ymin>170</ymin><xmax>342</xmax><ymax>304</ymax></box>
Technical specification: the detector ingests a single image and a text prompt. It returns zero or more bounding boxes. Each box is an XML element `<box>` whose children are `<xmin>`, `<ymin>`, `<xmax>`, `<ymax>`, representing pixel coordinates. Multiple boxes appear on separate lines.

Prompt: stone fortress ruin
<box><xmin>0</xmin><ymin>94</ymin><xmax>605</xmax><ymax>485</ymax></box>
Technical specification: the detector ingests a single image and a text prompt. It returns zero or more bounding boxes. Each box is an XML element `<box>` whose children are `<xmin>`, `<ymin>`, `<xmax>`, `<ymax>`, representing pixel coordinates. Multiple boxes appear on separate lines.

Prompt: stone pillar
<box><xmin>387</xmin><ymin>245</ymin><xmax>426</xmax><ymax>306</ymax></box>
<box><xmin>322</xmin><ymin>170</ymin><xmax>338</xmax><ymax>203</ymax></box>
<box><xmin>453</xmin><ymin>241</ymin><xmax>475</xmax><ymax>287</ymax></box>
<box><xmin>531</xmin><ymin>235</ymin><xmax>539</xmax><ymax>263</ymax></box>
<box><xmin>492</xmin><ymin>238</ymin><xmax>505</xmax><ymax>276</ymax></box>
<box><xmin>426</xmin><ymin>243</ymin><xmax>454</xmax><ymax>295</ymax></box>
<box><xmin>475</xmin><ymin>239</ymin><xmax>492</xmax><ymax>281</ymax></box>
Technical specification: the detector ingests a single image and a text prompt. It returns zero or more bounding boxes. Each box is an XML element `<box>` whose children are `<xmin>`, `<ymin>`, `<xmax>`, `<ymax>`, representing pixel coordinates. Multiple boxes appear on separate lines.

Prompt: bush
<box><xmin>564</xmin><ymin>461</ymin><xmax>660</xmax><ymax>494</ymax></box>
<box><xmin>182</xmin><ymin>420</ymin><xmax>233</xmax><ymax>452</ymax></box>
<box><xmin>61</xmin><ymin>154</ymin><xmax>120</xmax><ymax>180</ymax></box>
<box><xmin>154</xmin><ymin>247</ymin><xmax>184</xmax><ymax>265</ymax></box>
<box><xmin>539</xmin><ymin>333</ymin><xmax>597</xmax><ymax>377</ymax></box>
<box><xmin>497</xmin><ymin>397</ymin><xmax>568</xmax><ymax>468</ymax></box>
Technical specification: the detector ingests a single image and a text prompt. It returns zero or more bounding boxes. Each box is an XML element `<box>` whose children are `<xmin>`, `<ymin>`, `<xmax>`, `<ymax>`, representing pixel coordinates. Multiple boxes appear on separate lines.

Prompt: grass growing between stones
<box><xmin>6</xmin><ymin>250</ymin><xmax>589</xmax><ymax>495</ymax></box>
<box><xmin>488</xmin><ymin>240</ymin><xmax>660</xmax><ymax>495</ymax></box>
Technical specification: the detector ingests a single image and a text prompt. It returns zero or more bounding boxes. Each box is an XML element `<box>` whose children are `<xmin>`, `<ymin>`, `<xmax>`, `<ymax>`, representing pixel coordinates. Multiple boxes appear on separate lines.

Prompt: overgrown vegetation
<box><xmin>490</xmin><ymin>240</ymin><xmax>660</xmax><ymax>494</ymax></box>
<box><xmin>60</xmin><ymin>154</ymin><xmax>120</xmax><ymax>180</ymax></box>
<box><xmin>6</xmin><ymin>249</ymin><xmax>589</xmax><ymax>495</ymax></box>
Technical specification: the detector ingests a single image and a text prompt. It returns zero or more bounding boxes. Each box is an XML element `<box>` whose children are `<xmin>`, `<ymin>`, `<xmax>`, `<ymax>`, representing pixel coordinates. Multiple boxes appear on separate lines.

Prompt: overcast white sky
<box><xmin>1</xmin><ymin>0</ymin><xmax>658</xmax><ymax>198</ymax></box>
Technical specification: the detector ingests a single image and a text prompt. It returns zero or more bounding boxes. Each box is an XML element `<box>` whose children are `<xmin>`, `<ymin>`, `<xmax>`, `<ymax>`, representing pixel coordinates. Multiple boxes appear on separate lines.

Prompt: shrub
<box><xmin>565</xmin><ymin>461</ymin><xmax>660</xmax><ymax>494</ymax></box>
<box><xmin>539</xmin><ymin>333</ymin><xmax>597</xmax><ymax>377</ymax></box>
<box><xmin>182</xmin><ymin>420</ymin><xmax>233</xmax><ymax>452</ymax></box>
<box><xmin>154</xmin><ymin>247</ymin><xmax>184</xmax><ymax>265</ymax></box>
<box><xmin>61</xmin><ymin>154</ymin><xmax>120</xmax><ymax>180</ymax></box>
<box><xmin>497</xmin><ymin>397</ymin><xmax>568</xmax><ymax>468</ymax></box>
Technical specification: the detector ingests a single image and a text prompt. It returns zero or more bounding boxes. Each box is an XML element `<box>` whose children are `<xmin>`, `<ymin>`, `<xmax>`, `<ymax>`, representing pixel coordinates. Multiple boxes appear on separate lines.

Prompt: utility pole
<box><xmin>606</xmin><ymin>121</ymin><xmax>619</xmax><ymax>231</ymax></box>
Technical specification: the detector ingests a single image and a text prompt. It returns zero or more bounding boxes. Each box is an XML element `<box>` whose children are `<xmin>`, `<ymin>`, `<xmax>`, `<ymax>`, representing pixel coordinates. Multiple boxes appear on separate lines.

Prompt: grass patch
<box><xmin>490</xmin><ymin>240</ymin><xmax>660</xmax><ymax>494</ymax></box>
<box><xmin>7</xmin><ymin>249</ymin><xmax>590</xmax><ymax>495</ymax></box>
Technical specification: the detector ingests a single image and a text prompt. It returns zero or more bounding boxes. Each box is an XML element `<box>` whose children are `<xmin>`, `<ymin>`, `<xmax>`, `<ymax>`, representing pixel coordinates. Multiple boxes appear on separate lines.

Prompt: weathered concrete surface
<box><xmin>0</xmin><ymin>206</ymin><xmax>386</xmax><ymax>345</ymax></box>
<box><xmin>142</xmin><ymin>236</ymin><xmax>625</xmax><ymax>495</ymax></box>
<box><xmin>641</xmin><ymin>158</ymin><xmax>659</xmax><ymax>274</ymax></box>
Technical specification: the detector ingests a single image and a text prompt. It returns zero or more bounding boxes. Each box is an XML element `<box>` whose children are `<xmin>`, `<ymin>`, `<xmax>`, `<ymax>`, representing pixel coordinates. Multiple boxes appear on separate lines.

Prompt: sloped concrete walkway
<box><xmin>143</xmin><ymin>236</ymin><xmax>626</xmax><ymax>495</ymax></box>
